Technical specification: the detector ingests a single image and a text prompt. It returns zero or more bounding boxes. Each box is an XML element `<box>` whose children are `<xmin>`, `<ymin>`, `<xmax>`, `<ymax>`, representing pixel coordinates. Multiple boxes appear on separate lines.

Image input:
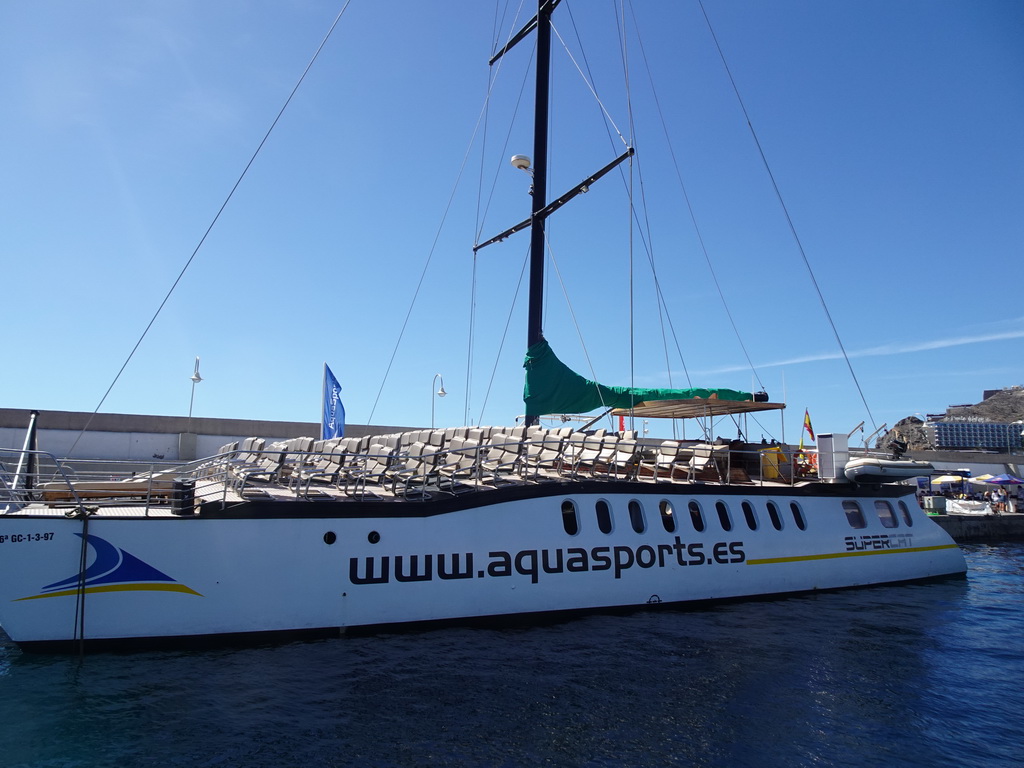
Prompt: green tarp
<box><xmin>523</xmin><ymin>339</ymin><xmax>752</xmax><ymax>416</ymax></box>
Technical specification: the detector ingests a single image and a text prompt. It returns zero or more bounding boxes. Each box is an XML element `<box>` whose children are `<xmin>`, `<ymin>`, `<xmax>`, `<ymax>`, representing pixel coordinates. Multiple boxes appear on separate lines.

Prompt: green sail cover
<box><xmin>523</xmin><ymin>339</ymin><xmax>752</xmax><ymax>415</ymax></box>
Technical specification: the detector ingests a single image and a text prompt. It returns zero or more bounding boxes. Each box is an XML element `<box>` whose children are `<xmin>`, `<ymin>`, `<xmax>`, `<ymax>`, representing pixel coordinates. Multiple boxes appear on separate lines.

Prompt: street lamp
<box><xmin>187</xmin><ymin>356</ymin><xmax>202</xmax><ymax>433</ymax></box>
<box><xmin>431</xmin><ymin>373</ymin><xmax>446</xmax><ymax>429</ymax></box>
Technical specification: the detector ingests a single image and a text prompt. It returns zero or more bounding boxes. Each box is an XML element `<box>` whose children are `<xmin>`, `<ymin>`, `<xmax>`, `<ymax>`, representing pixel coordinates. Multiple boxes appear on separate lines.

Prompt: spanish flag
<box><xmin>803</xmin><ymin>409</ymin><xmax>815</xmax><ymax>441</ymax></box>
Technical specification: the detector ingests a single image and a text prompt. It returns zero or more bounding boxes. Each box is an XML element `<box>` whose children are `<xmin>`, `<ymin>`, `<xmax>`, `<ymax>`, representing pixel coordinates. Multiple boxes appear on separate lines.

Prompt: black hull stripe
<box><xmin>194</xmin><ymin>479</ymin><xmax>916</xmax><ymax>520</ymax></box>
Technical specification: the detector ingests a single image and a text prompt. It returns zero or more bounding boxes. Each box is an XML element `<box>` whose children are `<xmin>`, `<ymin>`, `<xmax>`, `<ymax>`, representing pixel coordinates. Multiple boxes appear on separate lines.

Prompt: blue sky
<box><xmin>2</xmin><ymin>1</ymin><xmax>1022</xmax><ymax>442</ymax></box>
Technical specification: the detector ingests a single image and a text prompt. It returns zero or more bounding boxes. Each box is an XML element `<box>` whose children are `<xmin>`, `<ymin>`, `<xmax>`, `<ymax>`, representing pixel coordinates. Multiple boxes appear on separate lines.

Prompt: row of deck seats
<box><xmin>208</xmin><ymin>427</ymin><xmax>736</xmax><ymax>501</ymax></box>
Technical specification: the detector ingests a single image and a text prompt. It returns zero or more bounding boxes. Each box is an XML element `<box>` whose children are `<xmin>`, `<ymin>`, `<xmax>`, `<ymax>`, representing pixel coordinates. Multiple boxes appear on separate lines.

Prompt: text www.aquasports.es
<box><xmin>349</xmin><ymin>536</ymin><xmax>746</xmax><ymax>585</ymax></box>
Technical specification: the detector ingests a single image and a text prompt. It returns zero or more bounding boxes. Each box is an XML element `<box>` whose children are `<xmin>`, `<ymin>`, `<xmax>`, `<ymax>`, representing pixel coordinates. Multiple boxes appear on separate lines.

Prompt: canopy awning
<box><xmin>523</xmin><ymin>339</ymin><xmax>765</xmax><ymax>417</ymax></box>
<box><xmin>611</xmin><ymin>398</ymin><xmax>786</xmax><ymax>420</ymax></box>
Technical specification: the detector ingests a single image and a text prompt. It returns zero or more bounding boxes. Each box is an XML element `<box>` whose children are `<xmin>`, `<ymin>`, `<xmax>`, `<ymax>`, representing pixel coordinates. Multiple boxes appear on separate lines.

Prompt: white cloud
<box><xmin>691</xmin><ymin>324</ymin><xmax>1024</xmax><ymax>377</ymax></box>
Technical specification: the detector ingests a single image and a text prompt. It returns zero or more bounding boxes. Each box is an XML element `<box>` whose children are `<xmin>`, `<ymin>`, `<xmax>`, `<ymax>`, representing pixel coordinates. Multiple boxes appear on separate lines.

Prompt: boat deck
<box><xmin>2</xmin><ymin>425</ymin><xmax>828</xmax><ymax>518</ymax></box>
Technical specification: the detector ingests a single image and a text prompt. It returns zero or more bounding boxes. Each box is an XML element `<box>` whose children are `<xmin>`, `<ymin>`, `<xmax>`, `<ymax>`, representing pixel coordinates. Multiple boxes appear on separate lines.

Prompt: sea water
<box><xmin>1</xmin><ymin>543</ymin><xmax>1021</xmax><ymax>768</ymax></box>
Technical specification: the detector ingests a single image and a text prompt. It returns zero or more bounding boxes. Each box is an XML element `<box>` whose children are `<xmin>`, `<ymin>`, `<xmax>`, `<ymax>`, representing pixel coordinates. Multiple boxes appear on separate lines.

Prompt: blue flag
<box><xmin>322</xmin><ymin>364</ymin><xmax>345</xmax><ymax>439</ymax></box>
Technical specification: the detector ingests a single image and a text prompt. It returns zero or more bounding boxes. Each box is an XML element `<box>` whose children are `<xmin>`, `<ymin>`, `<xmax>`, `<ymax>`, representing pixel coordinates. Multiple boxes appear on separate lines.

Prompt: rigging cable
<box><xmin>66</xmin><ymin>0</ymin><xmax>355</xmax><ymax>457</ymax></box>
<box><xmin>482</xmin><ymin>3</ymin><xmax>778</xmax><ymax>435</ymax></box>
<box><xmin>543</xmin><ymin>231</ymin><xmax>609</xmax><ymax>417</ymax></box>
<box><xmin>698</xmin><ymin>0</ymin><xmax>877</xmax><ymax>430</ymax></box>
<box><xmin>365</xmin><ymin>142</ymin><xmax>482</xmax><ymax>425</ymax></box>
<box><xmin>475</xmin><ymin>6</ymin><xmax>534</xmax><ymax>246</ymax></box>
<box><xmin>549</xmin><ymin>21</ymin><xmax>631</xmax><ymax>150</ymax></box>
<box><xmin>465</xmin><ymin>253</ymin><xmax>478</xmax><ymax>426</ymax></box>
<box><xmin>543</xmin><ymin>12</ymin><xmax>636</xmax><ymax>430</ymax></box>
<box><xmin>628</xmin><ymin>0</ymin><xmax>766</xmax><ymax>394</ymax></box>
<box><xmin>550</xmin><ymin>1</ymin><xmax>785</xmax><ymax>442</ymax></box>
<box><xmin>562</xmin><ymin>3</ymin><xmax>695</xmax><ymax>438</ymax></box>
<box><xmin>372</xmin><ymin>0</ymin><xmax>533</xmax><ymax>425</ymax></box>
<box><xmin>477</xmin><ymin>243</ymin><xmax>531</xmax><ymax>423</ymax></box>
<box><xmin>550</xmin><ymin>6</ymin><xmax>699</xmax><ymax>432</ymax></box>
<box><xmin>564</xmin><ymin>2</ymin><xmax>697</xmax><ymax>398</ymax></box>
<box><xmin>620</xmin><ymin>0</ymin><xmax>638</xmax><ymax>423</ymax></box>
<box><xmin>368</xmin><ymin>36</ymin><xmax>528</xmax><ymax>424</ymax></box>
<box><xmin>468</xmin><ymin>1</ymin><xmax>533</xmax><ymax>424</ymax></box>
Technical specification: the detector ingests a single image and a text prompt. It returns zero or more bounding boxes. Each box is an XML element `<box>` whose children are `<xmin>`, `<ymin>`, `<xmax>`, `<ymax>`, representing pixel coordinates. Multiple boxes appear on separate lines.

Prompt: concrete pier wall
<box><xmin>931</xmin><ymin>513</ymin><xmax>1024</xmax><ymax>542</ymax></box>
<box><xmin>0</xmin><ymin>408</ymin><xmax>413</xmax><ymax>463</ymax></box>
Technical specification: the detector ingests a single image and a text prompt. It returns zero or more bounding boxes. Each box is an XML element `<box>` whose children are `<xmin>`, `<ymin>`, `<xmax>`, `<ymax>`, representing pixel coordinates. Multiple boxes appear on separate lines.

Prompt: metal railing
<box><xmin>0</xmin><ymin>448</ymin><xmax>243</xmax><ymax>516</ymax></box>
<box><xmin>3</xmin><ymin>438</ymin><xmax>870</xmax><ymax>513</ymax></box>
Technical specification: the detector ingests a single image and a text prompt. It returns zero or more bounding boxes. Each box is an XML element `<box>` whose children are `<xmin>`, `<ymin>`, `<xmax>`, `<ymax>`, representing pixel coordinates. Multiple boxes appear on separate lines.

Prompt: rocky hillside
<box><xmin>879</xmin><ymin>386</ymin><xmax>1024</xmax><ymax>452</ymax></box>
<box><xmin>947</xmin><ymin>387</ymin><xmax>1024</xmax><ymax>424</ymax></box>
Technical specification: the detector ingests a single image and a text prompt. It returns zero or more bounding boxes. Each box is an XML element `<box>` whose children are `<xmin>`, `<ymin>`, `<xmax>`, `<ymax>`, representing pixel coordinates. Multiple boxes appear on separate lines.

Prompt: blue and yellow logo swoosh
<box><xmin>15</xmin><ymin>533</ymin><xmax>202</xmax><ymax>601</ymax></box>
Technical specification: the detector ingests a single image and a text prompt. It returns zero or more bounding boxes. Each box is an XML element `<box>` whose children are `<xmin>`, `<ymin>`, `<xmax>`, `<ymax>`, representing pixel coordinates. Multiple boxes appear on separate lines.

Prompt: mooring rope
<box><xmin>72</xmin><ymin>510</ymin><xmax>90</xmax><ymax>656</ymax></box>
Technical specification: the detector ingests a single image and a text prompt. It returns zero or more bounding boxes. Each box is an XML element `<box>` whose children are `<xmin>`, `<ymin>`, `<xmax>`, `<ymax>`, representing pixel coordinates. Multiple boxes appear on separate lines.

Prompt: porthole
<box><xmin>628</xmin><ymin>500</ymin><xmax>646</xmax><ymax>534</ymax></box>
<box><xmin>898</xmin><ymin>500</ymin><xmax>914</xmax><ymax>527</ymax></box>
<box><xmin>561</xmin><ymin>499</ymin><xmax>580</xmax><ymax>535</ymax></box>
<box><xmin>790</xmin><ymin>502</ymin><xmax>806</xmax><ymax>531</ymax></box>
<box><xmin>688</xmin><ymin>500</ymin><xmax>705</xmax><ymax>532</ymax></box>
<box><xmin>367</xmin><ymin>530</ymin><xmax>381</xmax><ymax>544</ymax></box>
<box><xmin>875</xmin><ymin>500</ymin><xmax>899</xmax><ymax>529</ymax></box>
<box><xmin>323</xmin><ymin>531</ymin><xmax>337</xmax><ymax>545</ymax></box>
<box><xmin>742</xmin><ymin>501</ymin><xmax>758</xmax><ymax>531</ymax></box>
<box><xmin>659</xmin><ymin>500</ymin><xmax>677</xmax><ymax>533</ymax></box>
<box><xmin>843</xmin><ymin>500</ymin><xmax>867</xmax><ymax>529</ymax></box>
<box><xmin>766</xmin><ymin>501</ymin><xmax>783</xmax><ymax>531</ymax></box>
<box><xmin>715</xmin><ymin>501</ymin><xmax>732</xmax><ymax>532</ymax></box>
<box><xmin>595</xmin><ymin>499</ymin><xmax>613</xmax><ymax>534</ymax></box>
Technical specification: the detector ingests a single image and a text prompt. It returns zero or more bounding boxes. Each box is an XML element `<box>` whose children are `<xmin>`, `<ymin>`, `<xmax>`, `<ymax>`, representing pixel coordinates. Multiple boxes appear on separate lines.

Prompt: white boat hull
<box><xmin>0</xmin><ymin>483</ymin><xmax>965</xmax><ymax>651</ymax></box>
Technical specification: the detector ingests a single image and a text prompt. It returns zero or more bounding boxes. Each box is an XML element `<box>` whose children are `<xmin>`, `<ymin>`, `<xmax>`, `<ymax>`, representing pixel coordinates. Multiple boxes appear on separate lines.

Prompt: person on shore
<box><xmin>993</xmin><ymin>488</ymin><xmax>1006</xmax><ymax>513</ymax></box>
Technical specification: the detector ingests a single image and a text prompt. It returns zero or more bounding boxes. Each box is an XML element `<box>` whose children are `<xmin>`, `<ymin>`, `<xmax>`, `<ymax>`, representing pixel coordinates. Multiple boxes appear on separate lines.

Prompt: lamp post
<box><xmin>431</xmin><ymin>373</ymin><xmax>446</xmax><ymax>429</ymax></box>
<box><xmin>187</xmin><ymin>357</ymin><xmax>202</xmax><ymax>433</ymax></box>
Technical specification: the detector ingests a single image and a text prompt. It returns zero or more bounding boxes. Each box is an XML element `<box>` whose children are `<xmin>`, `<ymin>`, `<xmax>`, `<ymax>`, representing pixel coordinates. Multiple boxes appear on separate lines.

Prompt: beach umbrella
<box><xmin>930</xmin><ymin>475</ymin><xmax>965</xmax><ymax>484</ymax></box>
<box><xmin>968</xmin><ymin>474</ymin><xmax>994</xmax><ymax>485</ymax></box>
<box><xmin>985</xmin><ymin>473</ymin><xmax>1024</xmax><ymax>485</ymax></box>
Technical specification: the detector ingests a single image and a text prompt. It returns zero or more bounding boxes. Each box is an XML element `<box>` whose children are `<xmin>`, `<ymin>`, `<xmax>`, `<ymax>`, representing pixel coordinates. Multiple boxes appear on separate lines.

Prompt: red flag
<box><xmin>803</xmin><ymin>409</ymin><xmax>815</xmax><ymax>441</ymax></box>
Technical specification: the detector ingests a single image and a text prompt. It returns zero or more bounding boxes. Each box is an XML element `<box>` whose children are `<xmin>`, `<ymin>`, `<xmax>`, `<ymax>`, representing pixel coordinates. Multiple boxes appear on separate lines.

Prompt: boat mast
<box><xmin>475</xmin><ymin>0</ymin><xmax>632</xmax><ymax>427</ymax></box>
<box><xmin>525</xmin><ymin>0</ymin><xmax>553</xmax><ymax>427</ymax></box>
